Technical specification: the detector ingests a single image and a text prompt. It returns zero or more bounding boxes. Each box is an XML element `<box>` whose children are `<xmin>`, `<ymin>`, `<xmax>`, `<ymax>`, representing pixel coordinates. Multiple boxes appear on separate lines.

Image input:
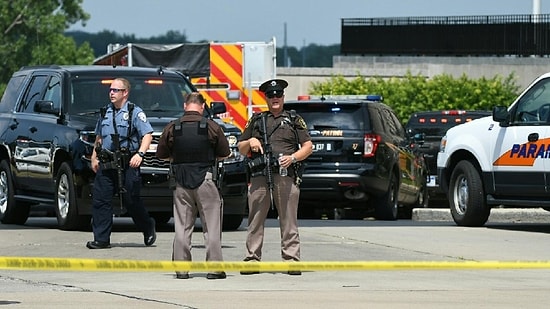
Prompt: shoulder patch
<box><xmin>296</xmin><ymin>116</ymin><xmax>307</xmax><ymax>129</ymax></box>
<box><xmin>138</xmin><ymin>111</ymin><xmax>147</xmax><ymax>122</ymax></box>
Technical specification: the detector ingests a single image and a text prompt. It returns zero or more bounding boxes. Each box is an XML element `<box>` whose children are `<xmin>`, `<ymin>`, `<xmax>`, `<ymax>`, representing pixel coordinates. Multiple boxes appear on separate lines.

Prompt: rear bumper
<box><xmin>298</xmin><ymin>169</ymin><xmax>389</xmax><ymax>208</ymax></box>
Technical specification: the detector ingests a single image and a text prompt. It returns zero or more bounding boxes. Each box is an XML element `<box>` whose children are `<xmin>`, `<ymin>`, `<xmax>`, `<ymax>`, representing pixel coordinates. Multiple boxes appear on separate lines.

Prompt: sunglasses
<box><xmin>266</xmin><ymin>92</ymin><xmax>284</xmax><ymax>99</ymax></box>
<box><xmin>109</xmin><ymin>88</ymin><xmax>126</xmax><ymax>93</ymax></box>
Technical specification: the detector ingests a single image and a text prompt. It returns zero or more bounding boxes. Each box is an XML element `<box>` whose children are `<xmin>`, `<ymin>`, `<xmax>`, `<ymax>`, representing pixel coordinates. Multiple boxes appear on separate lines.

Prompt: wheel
<box><xmin>448</xmin><ymin>160</ymin><xmax>490</xmax><ymax>227</ymax></box>
<box><xmin>55</xmin><ymin>162</ymin><xmax>90</xmax><ymax>230</ymax></box>
<box><xmin>374</xmin><ymin>173</ymin><xmax>398</xmax><ymax>220</ymax></box>
<box><xmin>222</xmin><ymin>214</ymin><xmax>243</xmax><ymax>231</ymax></box>
<box><xmin>0</xmin><ymin>160</ymin><xmax>30</xmax><ymax>225</ymax></box>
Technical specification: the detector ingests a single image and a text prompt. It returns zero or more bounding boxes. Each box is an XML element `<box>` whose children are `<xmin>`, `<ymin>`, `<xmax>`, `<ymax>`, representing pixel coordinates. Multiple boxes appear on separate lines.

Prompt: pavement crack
<box><xmin>99</xmin><ymin>291</ymin><xmax>198</xmax><ymax>308</ymax></box>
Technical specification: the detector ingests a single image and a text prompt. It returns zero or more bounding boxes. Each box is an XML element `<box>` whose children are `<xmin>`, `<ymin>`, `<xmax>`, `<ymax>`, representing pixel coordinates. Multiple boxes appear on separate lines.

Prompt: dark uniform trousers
<box><xmin>172</xmin><ymin>172</ymin><xmax>224</xmax><ymax>264</ymax></box>
<box><xmin>245</xmin><ymin>173</ymin><xmax>301</xmax><ymax>261</ymax></box>
<box><xmin>92</xmin><ymin>166</ymin><xmax>151</xmax><ymax>242</ymax></box>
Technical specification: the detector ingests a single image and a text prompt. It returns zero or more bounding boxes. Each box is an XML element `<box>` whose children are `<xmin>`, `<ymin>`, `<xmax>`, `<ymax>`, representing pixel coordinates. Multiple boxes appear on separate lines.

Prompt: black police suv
<box><xmin>284</xmin><ymin>95</ymin><xmax>428</xmax><ymax>220</ymax></box>
<box><xmin>405</xmin><ymin>110</ymin><xmax>490</xmax><ymax>203</ymax></box>
<box><xmin>0</xmin><ymin>65</ymin><xmax>247</xmax><ymax>230</ymax></box>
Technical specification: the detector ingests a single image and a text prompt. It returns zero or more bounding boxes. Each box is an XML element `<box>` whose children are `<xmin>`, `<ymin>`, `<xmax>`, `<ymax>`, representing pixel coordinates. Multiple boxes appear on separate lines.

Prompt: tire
<box><xmin>0</xmin><ymin>160</ymin><xmax>30</xmax><ymax>225</ymax></box>
<box><xmin>55</xmin><ymin>162</ymin><xmax>90</xmax><ymax>231</ymax></box>
<box><xmin>448</xmin><ymin>160</ymin><xmax>490</xmax><ymax>227</ymax></box>
<box><xmin>374</xmin><ymin>173</ymin><xmax>398</xmax><ymax>220</ymax></box>
<box><xmin>222</xmin><ymin>214</ymin><xmax>243</xmax><ymax>231</ymax></box>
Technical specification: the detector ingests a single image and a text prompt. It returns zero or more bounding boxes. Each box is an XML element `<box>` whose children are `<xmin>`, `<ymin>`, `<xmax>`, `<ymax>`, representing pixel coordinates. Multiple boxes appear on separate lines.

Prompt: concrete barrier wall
<box><xmin>277</xmin><ymin>56</ymin><xmax>550</xmax><ymax>101</ymax></box>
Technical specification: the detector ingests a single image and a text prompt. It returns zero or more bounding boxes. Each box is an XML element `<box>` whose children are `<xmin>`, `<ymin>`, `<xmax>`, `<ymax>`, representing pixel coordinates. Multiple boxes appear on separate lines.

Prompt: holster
<box><xmin>168</xmin><ymin>165</ymin><xmax>177</xmax><ymax>190</ymax></box>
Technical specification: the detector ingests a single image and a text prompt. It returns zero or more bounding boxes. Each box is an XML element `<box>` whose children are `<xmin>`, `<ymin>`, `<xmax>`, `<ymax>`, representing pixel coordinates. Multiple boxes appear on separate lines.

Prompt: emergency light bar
<box><xmin>297</xmin><ymin>94</ymin><xmax>383</xmax><ymax>102</ymax></box>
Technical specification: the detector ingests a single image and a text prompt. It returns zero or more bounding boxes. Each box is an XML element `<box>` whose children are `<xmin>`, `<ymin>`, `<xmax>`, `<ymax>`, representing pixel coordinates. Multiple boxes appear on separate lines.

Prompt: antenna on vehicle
<box><xmin>157</xmin><ymin>66</ymin><xmax>165</xmax><ymax>75</ymax></box>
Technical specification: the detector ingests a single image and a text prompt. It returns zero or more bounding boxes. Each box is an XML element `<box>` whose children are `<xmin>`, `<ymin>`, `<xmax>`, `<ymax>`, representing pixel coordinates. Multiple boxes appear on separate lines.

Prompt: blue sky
<box><xmin>70</xmin><ymin>0</ymin><xmax>547</xmax><ymax>48</ymax></box>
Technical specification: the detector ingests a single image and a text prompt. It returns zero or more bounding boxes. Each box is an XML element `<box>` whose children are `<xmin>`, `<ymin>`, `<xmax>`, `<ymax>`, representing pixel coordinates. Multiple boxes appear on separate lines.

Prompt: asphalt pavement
<box><xmin>1</xmin><ymin>208</ymin><xmax>550</xmax><ymax>308</ymax></box>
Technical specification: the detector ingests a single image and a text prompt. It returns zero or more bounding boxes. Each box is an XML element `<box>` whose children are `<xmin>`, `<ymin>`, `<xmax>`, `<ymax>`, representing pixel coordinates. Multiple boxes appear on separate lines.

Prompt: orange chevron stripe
<box><xmin>210</xmin><ymin>44</ymin><xmax>242</xmax><ymax>87</ymax></box>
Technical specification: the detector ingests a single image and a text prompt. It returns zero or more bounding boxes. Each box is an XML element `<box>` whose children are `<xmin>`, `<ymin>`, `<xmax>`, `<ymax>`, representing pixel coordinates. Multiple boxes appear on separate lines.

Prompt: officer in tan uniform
<box><xmin>238</xmin><ymin>79</ymin><xmax>312</xmax><ymax>275</ymax></box>
<box><xmin>156</xmin><ymin>92</ymin><xmax>230</xmax><ymax>280</ymax></box>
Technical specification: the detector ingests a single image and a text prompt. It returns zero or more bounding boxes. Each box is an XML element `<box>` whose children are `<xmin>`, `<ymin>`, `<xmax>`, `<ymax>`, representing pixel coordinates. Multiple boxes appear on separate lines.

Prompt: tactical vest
<box><xmin>171</xmin><ymin>117</ymin><xmax>214</xmax><ymax>189</ymax></box>
<box><xmin>172</xmin><ymin>117</ymin><xmax>214</xmax><ymax>165</ymax></box>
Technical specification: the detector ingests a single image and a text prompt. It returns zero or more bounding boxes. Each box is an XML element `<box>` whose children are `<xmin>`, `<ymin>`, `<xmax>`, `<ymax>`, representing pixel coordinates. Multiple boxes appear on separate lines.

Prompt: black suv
<box><xmin>0</xmin><ymin>65</ymin><xmax>247</xmax><ymax>230</ymax></box>
<box><xmin>405</xmin><ymin>110</ymin><xmax>490</xmax><ymax>203</ymax></box>
<box><xmin>284</xmin><ymin>95</ymin><xmax>428</xmax><ymax>220</ymax></box>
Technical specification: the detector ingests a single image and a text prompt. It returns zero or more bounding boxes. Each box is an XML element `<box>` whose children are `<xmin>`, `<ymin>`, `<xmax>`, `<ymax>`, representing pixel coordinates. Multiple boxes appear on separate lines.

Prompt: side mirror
<box><xmin>492</xmin><ymin>106</ymin><xmax>509</xmax><ymax>125</ymax></box>
<box><xmin>34</xmin><ymin>100</ymin><xmax>59</xmax><ymax>115</ymax></box>
<box><xmin>210</xmin><ymin>101</ymin><xmax>227</xmax><ymax>114</ymax></box>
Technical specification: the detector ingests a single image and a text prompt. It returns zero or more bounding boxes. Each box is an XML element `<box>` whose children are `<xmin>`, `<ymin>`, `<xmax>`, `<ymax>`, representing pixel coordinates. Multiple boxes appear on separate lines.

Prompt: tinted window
<box><xmin>44</xmin><ymin>75</ymin><xmax>62</xmax><ymax>112</ymax></box>
<box><xmin>285</xmin><ymin>103</ymin><xmax>367</xmax><ymax>130</ymax></box>
<box><xmin>20</xmin><ymin>75</ymin><xmax>48</xmax><ymax>113</ymax></box>
<box><xmin>513</xmin><ymin>77</ymin><xmax>550</xmax><ymax>124</ymax></box>
<box><xmin>380</xmin><ymin>107</ymin><xmax>403</xmax><ymax>137</ymax></box>
<box><xmin>0</xmin><ymin>75</ymin><xmax>26</xmax><ymax>112</ymax></box>
<box><xmin>70</xmin><ymin>76</ymin><xmax>194</xmax><ymax>115</ymax></box>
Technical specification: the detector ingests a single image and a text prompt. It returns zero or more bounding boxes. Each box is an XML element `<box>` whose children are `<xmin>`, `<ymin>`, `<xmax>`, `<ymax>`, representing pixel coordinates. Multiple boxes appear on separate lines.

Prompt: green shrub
<box><xmin>309</xmin><ymin>72</ymin><xmax>520</xmax><ymax>124</ymax></box>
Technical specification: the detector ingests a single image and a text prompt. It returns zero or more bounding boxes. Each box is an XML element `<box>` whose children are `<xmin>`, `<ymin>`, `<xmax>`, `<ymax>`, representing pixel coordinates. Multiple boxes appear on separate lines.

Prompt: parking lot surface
<box><xmin>2</xmin><ymin>209</ymin><xmax>550</xmax><ymax>308</ymax></box>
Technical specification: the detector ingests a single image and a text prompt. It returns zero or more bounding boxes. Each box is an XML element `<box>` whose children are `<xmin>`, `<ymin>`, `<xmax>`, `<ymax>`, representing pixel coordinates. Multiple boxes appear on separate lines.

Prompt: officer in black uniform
<box><xmin>156</xmin><ymin>92</ymin><xmax>230</xmax><ymax>280</ymax></box>
<box><xmin>238</xmin><ymin>79</ymin><xmax>312</xmax><ymax>275</ymax></box>
<box><xmin>86</xmin><ymin>78</ymin><xmax>156</xmax><ymax>249</ymax></box>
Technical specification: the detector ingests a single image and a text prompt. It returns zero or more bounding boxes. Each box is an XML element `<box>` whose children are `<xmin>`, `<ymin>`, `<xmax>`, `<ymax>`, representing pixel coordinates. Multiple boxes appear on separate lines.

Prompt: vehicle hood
<box><xmin>445</xmin><ymin>115</ymin><xmax>494</xmax><ymax>138</ymax></box>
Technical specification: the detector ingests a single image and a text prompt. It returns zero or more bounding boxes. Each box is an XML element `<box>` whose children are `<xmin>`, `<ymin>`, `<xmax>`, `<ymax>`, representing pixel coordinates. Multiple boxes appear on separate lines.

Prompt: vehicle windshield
<box><xmin>70</xmin><ymin>76</ymin><xmax>194</xmax><ymax>115</ymax></box>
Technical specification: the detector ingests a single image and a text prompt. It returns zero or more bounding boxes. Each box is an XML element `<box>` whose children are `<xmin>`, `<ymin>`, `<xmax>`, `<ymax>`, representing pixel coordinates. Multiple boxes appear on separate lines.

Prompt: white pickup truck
<box><xmin>437</xmin><ymin>72</ymin><xmax>550</xmax><ymax>226</ymax></box>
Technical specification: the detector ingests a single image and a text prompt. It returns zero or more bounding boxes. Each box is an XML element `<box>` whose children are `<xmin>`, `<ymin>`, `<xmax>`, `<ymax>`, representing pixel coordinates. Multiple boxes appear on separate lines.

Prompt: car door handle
<box><xmin>528</xmin><ymin>133</ymin><xmax>539</xmax><ymax>142</ymax></box>
<box><xmin>9</xmin><ymin>119</ymin><xmax>18</xmax><ymax>130</ymax></box>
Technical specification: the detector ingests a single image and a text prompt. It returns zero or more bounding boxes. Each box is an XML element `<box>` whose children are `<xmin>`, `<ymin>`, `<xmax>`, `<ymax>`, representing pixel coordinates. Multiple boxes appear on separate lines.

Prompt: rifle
<box><xmin>260</xmin><ymin>113</ymin><xmax>275</xmax><ymax>210</ymax></box>
<box><xmin>110</xmin><ymin>133</ymin><xmax>127</xmax><ymax>212</ymax></box>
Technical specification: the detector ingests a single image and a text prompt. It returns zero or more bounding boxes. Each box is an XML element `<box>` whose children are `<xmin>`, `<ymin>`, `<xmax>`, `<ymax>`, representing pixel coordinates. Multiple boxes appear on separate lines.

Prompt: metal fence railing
<box><xmin>341</xmin><ymin>14</ymin><xmax>550</xmax><ymax>56</ymax></box>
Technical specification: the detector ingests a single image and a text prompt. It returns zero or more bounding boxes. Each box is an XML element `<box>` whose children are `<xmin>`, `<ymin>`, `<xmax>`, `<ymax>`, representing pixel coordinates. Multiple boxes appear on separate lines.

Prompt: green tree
<box><xmin>67</xmin><ymin>29</ymin><xmax>190</xmax><ymax>57</ymax></box>
<box><xmin>0</xmin><ymin>0</ymin><xmax>94</xmax><ymax>92</ymax></box>
<box><xmin>310</xmin><ymin>72</ymin><xmax>521</xmax><ymax>124</ymax></box>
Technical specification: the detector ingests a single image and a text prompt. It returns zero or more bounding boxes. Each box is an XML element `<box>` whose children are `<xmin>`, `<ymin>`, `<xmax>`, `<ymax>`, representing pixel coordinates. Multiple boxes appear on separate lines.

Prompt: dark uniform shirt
<box><xmin>239</xmin><ymin>110</ymin><xmax>311</xmax><ymax>156</ymax></box>
<box><xmin>156</xmin><ymin>111</ymin><xmax>230</xmax><ymax>160</ymax></box>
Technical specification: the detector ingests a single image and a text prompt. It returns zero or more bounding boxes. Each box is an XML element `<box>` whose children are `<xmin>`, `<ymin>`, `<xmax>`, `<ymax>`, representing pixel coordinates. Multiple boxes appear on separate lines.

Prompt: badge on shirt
<box><xmin>123</xmin><ymin>112</ymin><xmax>129</xmax><ymax>121</ymax></box>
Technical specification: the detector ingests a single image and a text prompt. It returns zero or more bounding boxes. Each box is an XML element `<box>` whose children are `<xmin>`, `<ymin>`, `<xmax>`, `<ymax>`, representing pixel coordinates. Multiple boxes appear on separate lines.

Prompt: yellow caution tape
<box><xmin>2</xmin><ymin>257</ymin><xmax>550</xmax><ymax>272</ymax></box>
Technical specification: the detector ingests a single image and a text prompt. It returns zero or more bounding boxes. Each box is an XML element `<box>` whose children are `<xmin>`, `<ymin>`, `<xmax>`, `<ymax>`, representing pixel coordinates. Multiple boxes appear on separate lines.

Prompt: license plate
<box><xmin>427</xmin><ymin>175</ymin><xmax>437</xmax><ymax>187</ymax></box>
<box><xmin>312</xmin><ymin>142</ymin><xmax>333</xmax><ymax>153</ymax></box>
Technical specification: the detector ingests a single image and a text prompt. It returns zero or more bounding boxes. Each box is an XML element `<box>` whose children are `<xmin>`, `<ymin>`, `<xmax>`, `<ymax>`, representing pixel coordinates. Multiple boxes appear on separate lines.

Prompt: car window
<box><xmin>20</xmin><ymin>75</ymin><xmax>48</xmax><ymax>113</ymax></box>
<box><xmin>513</xmin><ymin>77</ymin><xmax>550</xmax><ymax>124</ymax></box>
<box><xmin>284</xmin><ymin>103</ymin><xmax>366</xmax><ymax>130</ymax></box>
<box><xmin>0</xmin><ymin>75</ymin><xmax>26</xmax><ymax>113</ymax></box>
<box><xmin>44</xmin><ymin>75</ymin><xmax>61</xmax><ymax>112</ymax></box>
